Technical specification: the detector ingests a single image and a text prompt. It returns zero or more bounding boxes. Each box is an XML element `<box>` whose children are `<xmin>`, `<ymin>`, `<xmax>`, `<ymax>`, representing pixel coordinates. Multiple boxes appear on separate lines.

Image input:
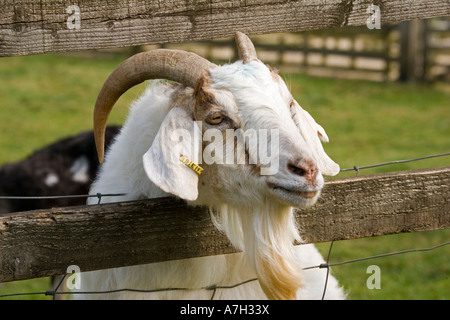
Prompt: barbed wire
<box><xmin>0</xmin><ymin>193</ymin><xmax>127</xmax><ymax>205</ymax></box>
<box><xmin>339</xmin><ymin>152</ymin><xmax>450</xmax><ymax>176</ymax></box>
<box><xmin>0</xmin><ymin>193</ymin><xmax>126</xmax><ymax>200</ymax></box>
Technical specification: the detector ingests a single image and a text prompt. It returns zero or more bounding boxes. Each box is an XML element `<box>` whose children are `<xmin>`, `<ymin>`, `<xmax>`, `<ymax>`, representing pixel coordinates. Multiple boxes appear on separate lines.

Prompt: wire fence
<box><xmin>1</xmin><ymin>239</ymin><xmax>449</xmax><ymax>300</ymax></box>
<box><xmin>0</xmin><ymin>151</ymin><xmax>449</xmax><ymax>299</ymax></box>
<box><xmin>339</xmin><ymin>152</ymin><xmax>450</xmax><ymax>176</ymax></box>
<box><xmin>0</xmin><ymin>152</ymin><xmax>448</xmax><ymax>203</ymax></box>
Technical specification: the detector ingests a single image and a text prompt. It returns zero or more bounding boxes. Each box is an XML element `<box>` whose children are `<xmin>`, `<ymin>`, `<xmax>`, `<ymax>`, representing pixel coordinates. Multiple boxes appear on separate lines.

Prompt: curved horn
<box><xmin>94</xmin><ymin>49</ymin><xmax>216</xmax><ymax>163</ymax></box>
<box><xmin>235</xmin><ymin>32</ymin><xmax>258</xmax><ymax>63</ymax></box>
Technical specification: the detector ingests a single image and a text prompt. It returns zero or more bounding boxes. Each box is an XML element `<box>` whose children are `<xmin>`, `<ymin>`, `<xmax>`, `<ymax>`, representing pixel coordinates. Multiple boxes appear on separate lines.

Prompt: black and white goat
<box><xmin>0</xmin><ymin>126</ymin><xmax>120</xmax><ymax>214</ymax></box>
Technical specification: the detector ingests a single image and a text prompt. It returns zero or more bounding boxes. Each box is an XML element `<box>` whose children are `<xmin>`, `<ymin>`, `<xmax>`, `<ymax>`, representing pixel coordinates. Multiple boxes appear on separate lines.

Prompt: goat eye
<box><xmin>206</xmin><ymin>113</ymin><xmax>224</xmax><ymax>125</ymax></box>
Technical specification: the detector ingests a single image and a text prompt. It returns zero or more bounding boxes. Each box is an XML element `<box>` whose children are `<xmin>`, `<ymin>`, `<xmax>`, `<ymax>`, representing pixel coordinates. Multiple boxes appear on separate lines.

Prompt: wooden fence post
<box><xmin>399</xmin><ymin>20</ymin><xmax>427</xmax><ymax>81</ymax></box>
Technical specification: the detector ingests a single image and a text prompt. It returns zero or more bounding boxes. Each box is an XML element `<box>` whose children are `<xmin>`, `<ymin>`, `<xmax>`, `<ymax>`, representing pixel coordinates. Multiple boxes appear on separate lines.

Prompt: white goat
<box><xmin>80</xmin><ymin>32</ymin><xmax>345</xmax><ymax>300</ymax></box>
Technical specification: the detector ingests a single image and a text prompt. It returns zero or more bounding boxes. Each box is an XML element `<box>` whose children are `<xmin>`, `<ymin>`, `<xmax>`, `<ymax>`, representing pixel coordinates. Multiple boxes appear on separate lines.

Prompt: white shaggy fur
<box><xmin>80</xmin><ymin>59</ymin><xmax>345</xmax><ymax>300</ymax></box>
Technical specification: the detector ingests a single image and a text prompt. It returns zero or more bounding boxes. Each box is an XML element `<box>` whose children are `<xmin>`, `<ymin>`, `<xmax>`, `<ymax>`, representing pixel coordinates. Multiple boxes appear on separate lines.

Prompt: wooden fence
<box><xmin>424</xmin><ymin>17</ymin><xmax>450</xmax><ymax>81</ymax></box>
<box><xmin>161</xmin><ymin>18</ymin><xmax>450</xmax><ymax>82</ymax></box>
<box><xmin>0</xmin><ymin>0</ymin><xmax>449</xmax><ymax>284</ymax></box>
<box><xmin>160</xmin><ymin>26</ymin><xmax>396</xmax><ymax>81</ymax></box>
<box><xmin>1</xmin><ymin>167</ymin><xmax>449</xmax><ymax>283</ymax></box>
<box><xmin>2</xmin><ymin>0</ymin><xmax>449</xmax><ymax>57</ymax></box>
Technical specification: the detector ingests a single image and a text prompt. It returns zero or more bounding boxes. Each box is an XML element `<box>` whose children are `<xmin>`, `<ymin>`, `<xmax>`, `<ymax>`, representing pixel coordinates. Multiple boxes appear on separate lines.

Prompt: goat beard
<box><xmin>212</xmin><ymin>203</ymin><xmax>303</xmax><ymax>300</ymax></box>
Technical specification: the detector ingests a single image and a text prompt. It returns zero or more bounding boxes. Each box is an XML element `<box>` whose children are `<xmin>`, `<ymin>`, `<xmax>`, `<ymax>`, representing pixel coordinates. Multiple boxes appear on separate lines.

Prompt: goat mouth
<box><xmin>269</xmin><ymin>184</ymin><xmax>319</xmax><ymax>199</ymax></box>
<box><xmin>276</xmin><ymin>187</ymin><xmax>318</xmax><ymax>199</ymax></box>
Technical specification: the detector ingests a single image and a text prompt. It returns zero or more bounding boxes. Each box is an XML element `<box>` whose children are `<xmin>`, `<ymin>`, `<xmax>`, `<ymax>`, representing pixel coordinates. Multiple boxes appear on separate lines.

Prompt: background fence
<box><xmin>157</xmin><ymin>17</ymin><xmax>450</xmax><ymax>82</ymax></box>
<box><xmin>0</xmin><ymin>0</ymin><xmax>449</xmax><ymax>299</ymax></box>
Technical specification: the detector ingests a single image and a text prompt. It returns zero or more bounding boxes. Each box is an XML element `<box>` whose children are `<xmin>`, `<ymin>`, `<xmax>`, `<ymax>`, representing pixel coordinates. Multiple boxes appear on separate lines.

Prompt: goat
<box><xmin>0</xmin><ymin>127</ymin><xmax>120</xmax><ymax>215</ymax></box>
<box><xmin>80</xmin><ymin>32</ymin><xmax>345</xmax><ymax>300</ymax></box>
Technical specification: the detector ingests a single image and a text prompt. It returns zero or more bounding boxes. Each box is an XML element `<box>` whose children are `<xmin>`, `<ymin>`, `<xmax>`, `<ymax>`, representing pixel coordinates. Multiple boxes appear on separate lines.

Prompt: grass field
<box><xmin>0</xmin><ymin>52</ymin><xmax>448</xmax><ymax>300</ymax></box>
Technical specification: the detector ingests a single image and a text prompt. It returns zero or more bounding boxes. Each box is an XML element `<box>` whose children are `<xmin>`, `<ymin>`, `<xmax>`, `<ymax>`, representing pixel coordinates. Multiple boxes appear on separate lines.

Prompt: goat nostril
<box><xmin>288</xmin><ymin>163</ymin><xmax>306</xmax><ymax>176</ymax></box>
<box><xmin>288</xmin><ymin>161</ymin><xmax>317</xmax><ymax>179</ymax></box>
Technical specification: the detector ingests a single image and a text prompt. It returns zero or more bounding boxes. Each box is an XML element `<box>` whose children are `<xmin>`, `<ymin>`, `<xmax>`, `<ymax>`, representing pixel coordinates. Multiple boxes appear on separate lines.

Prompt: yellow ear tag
<box><xmin>179</xmin><ymin>155</ymin><xmax>204</xmax><ymax>175</ymax></box>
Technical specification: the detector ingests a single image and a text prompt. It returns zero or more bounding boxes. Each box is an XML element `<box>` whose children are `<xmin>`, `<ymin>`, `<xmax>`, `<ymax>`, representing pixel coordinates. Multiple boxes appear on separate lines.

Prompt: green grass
<box><xmin>315</xmin><ymin>230</ymin><xmax>449</xmax><ymax>300</ymax></box>
<box><xmin>0</xmin><ymin>53</ymin><xmax>146</xmax><ymax>164</ymax></box>
<box><xmin>0</xmin><ymin>53</ymin><xmax>448</xmax><ymax>299</ymax></box>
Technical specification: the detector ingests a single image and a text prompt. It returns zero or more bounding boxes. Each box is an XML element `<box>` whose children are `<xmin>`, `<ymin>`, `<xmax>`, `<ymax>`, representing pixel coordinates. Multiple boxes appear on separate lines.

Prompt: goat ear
<box><xmin>291</xmin><ymin>101</ymin><xmax>340</xmax><ymax>176</ymax></box>
<box><xmin>143</xmin><ymin>106</ymin><xmax>202</xmax><ymax>201</ymax></box>
<box><xmin>315</xmin><ymin>122</ymin><xmax>329</xmax><ymax>143</ymax></box>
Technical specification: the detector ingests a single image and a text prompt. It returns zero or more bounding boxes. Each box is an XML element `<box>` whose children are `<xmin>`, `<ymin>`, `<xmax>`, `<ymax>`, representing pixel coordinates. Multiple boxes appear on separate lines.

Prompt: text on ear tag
<box><xmin>180</xmin><ymin>155</ymin><xmax>204</xmax><ymax>175</ymax></box>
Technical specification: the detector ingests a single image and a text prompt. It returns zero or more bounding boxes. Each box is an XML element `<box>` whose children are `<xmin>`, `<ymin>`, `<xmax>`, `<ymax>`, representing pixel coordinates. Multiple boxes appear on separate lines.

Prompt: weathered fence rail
<box><xmin>0</xmin><ymin>166</ymin><xmax>448</xmax><ymax>283</ymax></box>
<box><xmin>1</xmin><ymin>0</ymin><xmax>450</xmax><ymax>57</ymax></box>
